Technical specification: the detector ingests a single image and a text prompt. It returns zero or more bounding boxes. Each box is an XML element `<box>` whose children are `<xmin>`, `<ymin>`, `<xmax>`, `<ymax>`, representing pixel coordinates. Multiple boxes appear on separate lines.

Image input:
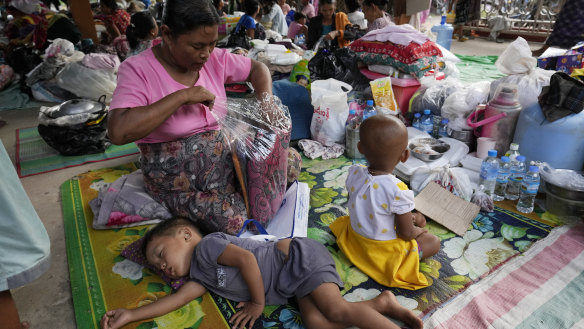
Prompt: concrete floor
<box><xmin>1</xmin><ymin>21</ymin><xmax>545</xmax><ymax>329</ymax></box>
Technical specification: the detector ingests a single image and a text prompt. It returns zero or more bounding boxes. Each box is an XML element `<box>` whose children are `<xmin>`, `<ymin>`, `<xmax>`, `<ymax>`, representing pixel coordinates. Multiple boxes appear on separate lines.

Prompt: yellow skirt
<box><xmin>330</xmin><ymin>216</ymin><xmax>429</xmax><ymax>290</ymax></box>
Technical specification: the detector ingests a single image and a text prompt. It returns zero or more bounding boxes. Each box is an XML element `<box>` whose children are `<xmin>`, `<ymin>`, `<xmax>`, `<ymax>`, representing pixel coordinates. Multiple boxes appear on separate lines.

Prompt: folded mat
<box><xmin>62</xmin><ymin>155</ymin><xmax>558</xmax><ymax>328</ymax></box>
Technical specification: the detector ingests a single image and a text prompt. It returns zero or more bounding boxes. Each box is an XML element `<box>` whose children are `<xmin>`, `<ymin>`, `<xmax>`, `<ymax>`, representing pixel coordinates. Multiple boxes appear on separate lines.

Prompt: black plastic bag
<box><xmin>38</xmin><ymin>120</ymin><xmax>110</xmax><ymax>156</ymax></box>
<box><xmin>226</xmin><ymin>27</ymin><xmax>251</xmax><ymax>50</ymax></box>
<box><xmin>308</xmin><ymin>43</ymin><xmax>369</xmax><ymax>91</ymax></box>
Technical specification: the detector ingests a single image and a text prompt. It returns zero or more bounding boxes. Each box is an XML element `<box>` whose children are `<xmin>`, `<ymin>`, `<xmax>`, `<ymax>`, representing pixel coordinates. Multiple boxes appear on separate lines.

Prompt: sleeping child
<box><xmin>330</xmin><ymin>114</ymin><xmax>441</xmax><ymax>290</ymax></box>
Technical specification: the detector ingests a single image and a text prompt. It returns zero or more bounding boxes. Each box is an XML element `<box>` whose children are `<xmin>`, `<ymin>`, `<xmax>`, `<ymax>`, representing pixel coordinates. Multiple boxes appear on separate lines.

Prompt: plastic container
<box><xmin>412</xmin><ymin>113</ymin><xmax>421</xmax><ymax>130</ymax></box>
<box><xmin>438</xmin><ymin>118</ymin><xmax>449</xmax><ymax>137</ymax></box>
<box><xmin>513</xmin><ymin>103</ymin><xmax>584</xmax><ymax>171</ymax></box>
<box><xmin>479</xmin><ymin>149</ymin><xmax>499</xmax><ymax>197</ymax></box>
<box><xmin>505</xmin><ymin>155</ymin><xmax>526</xmax><ymax>200</ymax></box>
<box><xmin>504</xmin><ymin>143</ymin><xmax>520</xmax><ymax>162</ymax></box>
<box><xmin>517</xmin><ymin>166</ymin><xmax>540</xmax><ymax>213</ymax></box>
<box><xmin>431</xmin><ymin>15</ymin><xmax>454</xmax><ymax>50</ymax></box>
<box><xmin>493</xmin><ymin>156</ymin><xmax>510</xmax><ymax>201</ymax></box>
<box><xmin>346</xmin><ymin>126</ymin><xmax>364</xmax><ymax>159</ymax></box>
<box><xmin>362</xmin><ymin>100</ymin><xmax>377</xmax><ymax>120</ymax></box>
<box><xmin>420</xmin><ymin>109</ymin><xmax>433</xmax><ymax>134</ymax></box>
<box><xmin>391</xmin><ymin>77</ymin><xmax>421</xmax><ymax>117</ymax></box>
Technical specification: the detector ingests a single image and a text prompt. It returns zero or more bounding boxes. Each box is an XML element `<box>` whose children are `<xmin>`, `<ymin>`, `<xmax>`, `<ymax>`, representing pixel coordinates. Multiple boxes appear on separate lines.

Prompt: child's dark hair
<box><xmin>362</xmin><ymin>0</ymin><xmax>388</xmax><ymax>10</ymax></box>
<box><xmin>141</xmin><ymin>218</ymin><xmax>200</xmax><ymax>258</ymax></box>
<box><xmin>345</xmin><ymin>0</ymin><xmax>361</xmax><ymax>13</ymax></box>
<box><xmin>293</xmin><ymin>11</ymin><xmax>306</xmax><ymax>21</ymax></box>
<box><xmin>244</xmin><ymin>0</ymin><xmax>260</xmax><ymax>15</ymax></box>
<box><xmin>126</xmin><ymin>11</ymin><xmax>156</xmax><ymax>49</ymax></box>
<box><xmin>100</xmin><ymin>0</ymin><xmax>118</xmax><ymax>10</ymax></box>
<box><xmin>162</xmin><ymin>0</ymin><xmax>221</xmax><ymax>38</ymax></box>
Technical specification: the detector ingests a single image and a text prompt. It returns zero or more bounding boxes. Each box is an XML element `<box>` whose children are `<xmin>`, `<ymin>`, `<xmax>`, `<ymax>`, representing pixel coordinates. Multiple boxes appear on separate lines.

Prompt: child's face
<box><xmin>145</xmin><ymin>228</ymin><xmax>196</xmax><ymax>279</ymax></box>
<box><xmin>298</xmin><ymin>17</ymin><xmax>306</xmax><ymax>25</ymax></box>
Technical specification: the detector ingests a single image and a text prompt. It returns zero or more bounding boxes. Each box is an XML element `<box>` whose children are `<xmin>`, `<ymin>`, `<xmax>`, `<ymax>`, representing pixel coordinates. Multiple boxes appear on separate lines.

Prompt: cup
<box><xmin>476</xmin><ymin>137</ymin><xmax>496</xmax><ymax>159</ymax></box>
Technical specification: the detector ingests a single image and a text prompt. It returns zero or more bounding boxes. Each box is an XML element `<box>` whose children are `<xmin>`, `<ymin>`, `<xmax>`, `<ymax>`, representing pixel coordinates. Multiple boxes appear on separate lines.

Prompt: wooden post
<box><xmin>69</xmin><ymin>0</ymin><xmax>98</xmax><ymax>43</ymax></box>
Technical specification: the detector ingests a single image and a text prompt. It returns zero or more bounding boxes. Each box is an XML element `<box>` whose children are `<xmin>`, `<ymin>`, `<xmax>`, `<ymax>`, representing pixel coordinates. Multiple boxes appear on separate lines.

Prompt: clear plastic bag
<box><xmin>212</xmin><ymin>94</ymin><xmax>292</xmax><ymax>225</ymax></box>
<box><xmin>471</xmin><ymin>185</ymin><xmax>495</xmax><ymax>212</ymax></box>
<box><xmin>410</xmin><ymin>165</ymin><xmax>473</xmax><ymax>201</ymax></box>
<box><xmin>55</xmin><ymin>61</ymin><xmax>117</xmax><ymax>103</ymax></box>
<box><xmin>538</xmin><ymin>162</ymin><xmax>584</xmax><ymax>191</ymax></box>
<box><xmin>441</xmin><ymin>80</ymin><xmax>491</xmax><ymax>131</ymax></box>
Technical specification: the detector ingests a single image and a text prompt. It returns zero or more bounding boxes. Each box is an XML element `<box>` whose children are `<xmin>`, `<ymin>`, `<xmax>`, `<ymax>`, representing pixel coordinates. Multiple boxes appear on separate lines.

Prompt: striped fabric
<box><xmin>425</xmin><ymin>223</ymin><xmax>584</xmax><ymax>329</ymax></box>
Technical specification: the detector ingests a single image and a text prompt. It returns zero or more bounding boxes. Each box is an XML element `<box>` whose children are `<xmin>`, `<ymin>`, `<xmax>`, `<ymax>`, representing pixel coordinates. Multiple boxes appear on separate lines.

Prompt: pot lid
<box><xmin>47</xmin><ymin>99</ymin><xmax>105</xmax><ymax>118</ymax></box>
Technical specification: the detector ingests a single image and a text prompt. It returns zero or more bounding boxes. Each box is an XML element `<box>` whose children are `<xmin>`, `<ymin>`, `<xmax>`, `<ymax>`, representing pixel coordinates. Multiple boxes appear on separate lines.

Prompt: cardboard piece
<box><xmin>414</xmin><ymin>182</ymin><xmax>480</xmax><ymax>236</ymax></box>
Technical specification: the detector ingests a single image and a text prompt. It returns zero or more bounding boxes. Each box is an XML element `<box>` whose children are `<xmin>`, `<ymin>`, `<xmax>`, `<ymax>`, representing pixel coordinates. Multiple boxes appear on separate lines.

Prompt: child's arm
<box><xmin>395</xmin><ymin>212</ymin><xmax>428</xmax><ymax>241</ymax></box>
<box><xmin>412</xmin><ymin>211</ymin><xmax>427</xmax><ymax>227</ymax></box>
<box><xmin>217</xmin><ymin>243</ymin><xmax>265</xmax><ymax>329</ymax></box>
<box><xmin>100</xmin><ymin>281</ymin><xmax>206</xmax><ymax>329</ymax></box>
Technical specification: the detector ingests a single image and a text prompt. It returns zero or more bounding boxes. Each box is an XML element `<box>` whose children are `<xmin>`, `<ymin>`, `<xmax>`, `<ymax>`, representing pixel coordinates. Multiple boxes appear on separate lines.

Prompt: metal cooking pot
<box><xmin>45</xmin><ymin>95</ymin><xmax>106</xmax><ymax>119</ymax></box>
<box><xmin>543</xmin><ymin>169</ymin><xmax>584</xmax><ymax>200</ymax></box>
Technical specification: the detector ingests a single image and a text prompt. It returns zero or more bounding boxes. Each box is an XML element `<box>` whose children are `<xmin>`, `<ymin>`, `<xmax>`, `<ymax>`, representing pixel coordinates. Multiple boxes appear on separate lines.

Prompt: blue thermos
<box><xmin>431</xmin><ymin>15</ymin><xmax>454</xmax><ymax>50</ymax></box>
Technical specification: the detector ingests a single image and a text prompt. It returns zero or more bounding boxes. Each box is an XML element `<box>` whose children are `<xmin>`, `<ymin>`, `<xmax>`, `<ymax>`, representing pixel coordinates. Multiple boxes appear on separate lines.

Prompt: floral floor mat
<box><xmin>62</xmin><ymin>155</ymin><xmax>555</xmax><ymax>329</ymax></box>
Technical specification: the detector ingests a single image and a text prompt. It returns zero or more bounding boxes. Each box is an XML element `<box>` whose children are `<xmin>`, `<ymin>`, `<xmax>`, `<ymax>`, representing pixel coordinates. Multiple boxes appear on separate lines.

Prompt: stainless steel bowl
<box><xmin>543</xmin><ymin>169</ymin><xmax>584</xmax><ymax>200</ymax></box>
<box><xmin>409</xmin><ymin>140</ymin><xmax>450</xmax><ymax>162</ymax></box>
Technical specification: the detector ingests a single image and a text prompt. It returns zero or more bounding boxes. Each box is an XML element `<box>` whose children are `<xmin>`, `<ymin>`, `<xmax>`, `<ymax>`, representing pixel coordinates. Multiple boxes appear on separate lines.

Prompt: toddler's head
<box><xmin>142</xmin><ymin>218</ymin><xmax>202</xmax><ymax>279</ymax></box>
<box><xmin>358</xmin><ymin>115</ymin><xmax>409</xmax><ymax>171</ymax></box>
<box><xmin>294</xmin><ymin>12</ymin><xmax>307</xmax><ymax>24</ymax></box>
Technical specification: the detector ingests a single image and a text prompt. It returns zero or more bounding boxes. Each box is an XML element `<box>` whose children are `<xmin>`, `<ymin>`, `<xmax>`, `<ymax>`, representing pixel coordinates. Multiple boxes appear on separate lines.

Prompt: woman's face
<box><xmin>362</xmin><ymin>2</ymin><xmax>379</xmax><ymax>22</ymax></box>
<box><xmin>320</xmin><ymin>3</ymin><xmax>335</xmax><ymax>18</ymax></box>
<box><xmin>99</xmin><ymin>2</ymin><xmax>113</xmax><ymax>15</ymax></box>
<box><xmin>163</xmin><ymin>24</ymin><xmax>218</xmax><ymax>72</ymax></box>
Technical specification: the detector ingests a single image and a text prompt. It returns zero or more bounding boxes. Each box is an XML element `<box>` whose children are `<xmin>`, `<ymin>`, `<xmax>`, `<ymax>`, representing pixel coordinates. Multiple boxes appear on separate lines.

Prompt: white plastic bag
<box><xmin>441</xmin><ymin>80</ymin><xmax>491</xmax><ymax>130</ymax></box>
<box><xmin>410</xmin><ymin>165</ymin><xmax>473</xmax><ymax>201</ymax></box>
<box><xmin>491</xmin><ymin>37</ymin><xmax>554</xmax><ymax>109</ymax></box>
<box><xmin>56</xmin><ymin>61</ymin><xmax>117</xmax><ymax>103</ymax></box>
<box><xmin>310</xmin><ymin>78</ymin><xmax>352</xmax><ymax>146</ymax></box>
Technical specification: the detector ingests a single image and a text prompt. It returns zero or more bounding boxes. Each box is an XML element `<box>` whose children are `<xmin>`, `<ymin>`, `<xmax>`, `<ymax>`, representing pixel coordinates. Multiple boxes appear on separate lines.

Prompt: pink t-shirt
<box><xmin>287</xmin><ymin>21</ymin><xmax>304</xmax><ymax>38</ymax></box>
<box><xmin>110</xmin><ymin>48</ymin><xmax>252</xmax><ymax>144</ymax></box>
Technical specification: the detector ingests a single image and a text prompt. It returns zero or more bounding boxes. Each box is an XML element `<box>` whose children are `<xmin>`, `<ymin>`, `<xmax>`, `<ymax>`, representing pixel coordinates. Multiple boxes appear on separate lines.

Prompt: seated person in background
<box><xmin>96</xmin><ymin>0</ymin><xmax>131</xmax><ymax>44</ymax></box>
<box><xmin>100</xmin><ymin>217</ymin><xmax>424</xmax><ymax>329</ymax></box>
<box><xmin>306</xmin><ymin>0</ymin><xmax>351</xmax><ymax>49</ymax></box>
<box><xmin>260</xmin><ymin>0</ymin><xmax>288</xmax><ymax>36</ymax></box>
<box><xmin>213</xmin><ymin>0</ymin><xmax>227</xmax><ymax>16</ymax></box>
<box><xmin>234</xmin><ymin>0</ymin><xmax>262</xmax><ymax>39</ymax></box>
<box><xmin>126</xmin><ymin>11</ymin><xmax>160</xmax><ymax>58</ymax></box>
<box><xmin>278</xmin><ymin>0</ymin><xmax>291</xmax><ymax>16</ymax></box>
<box><xmin>362</xmin><ymin>0</ymin><xmax>393</xmax><ymax>32</ymax></box>
<box><xmin>107</xmin><ymin>0</ymin><xmax>275</xmax><ymax>235</ymax></box>
<box><xmin>287</xmin><ymin>12</ymin><xmax>308</xmax><ymax>40</ymax></box>
<box><xmin>330</xmin><ymin>115</ymin><xmax>441</xmax><ymax>290</ymax></box>
<box><xmin>346</xmin><ymin>0</ymin><xmax>366</xmax><ymax>29</ymax></box>
<box><xmin>3</xmin><ymin>1</ymin><xmax>49</xmax><ymax>50</ymax></box>
<box><xmin>299</xmin><ymin>0</ymin><xmax>315</xmax><ymax>19</ymax></box>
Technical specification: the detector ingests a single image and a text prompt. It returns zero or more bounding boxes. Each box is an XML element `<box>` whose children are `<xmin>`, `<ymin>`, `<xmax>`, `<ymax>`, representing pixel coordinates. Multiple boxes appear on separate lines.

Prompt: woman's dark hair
<box><xmin>100</xmin><ymin>0</ymin><xmax>118</xmax><ymax>10</ymax></box>
<box><xmin>162</xmin><ymin>0</ymin><xmax>221</xmax><ymax>38</ymax></box>
<box><xmin>362</xmin><ymin>0</ymin><xmax>388</xmax><ymax>10</ymax></box>
<box><xmin>126</xmin><ymin>11</ymin><xmax>156</xmax><ymax>49</ymax></box>
<box><xmin>244</xmin><ymin>0</ymin><xmax>260</xmax><ymax>15</ymax></box>
<box><xmin>345</xmin><ymin>0</ymin><xmax>361</xmax><ymax>13</ymax></box>
<box><xmin>293</xmin><ymin>11</ymin><xmax>306</xmax><ymax>21</ymax></box>
<box><xmin>319</xmin><ymin>0</ymin><xmax>336</xmax><ymax>6</ymax></box>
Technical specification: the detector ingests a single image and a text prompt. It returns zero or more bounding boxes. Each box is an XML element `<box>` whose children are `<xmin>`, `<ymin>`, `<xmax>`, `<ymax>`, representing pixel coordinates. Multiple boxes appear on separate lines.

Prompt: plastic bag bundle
<box><xmin>471</xmin><ymin>185</ymin><xmax>495</xmax><ymax>212</ymax></box>
<box><xmin>410</xmin><ymin>165</ymin><xmax>473</xmax><ymax>201</ymax></box>
<box><xmin>441</xmin><ymin>80</ymin><xmax>491</xmax><ymax>131</ymax></box>
<box><xmin>212</xmin><ymin>94</ymin><xmax>292</xmax><ymax>226</ymax></box>
<box><xmin>539</xmin><ymin>162</ymin><xmax>584</xmax><ymax>192</ymax></box>
<box><xmin>55</xmin><ymin>61</ymin><xmax>117</xmax><ymax>103</ymax></box>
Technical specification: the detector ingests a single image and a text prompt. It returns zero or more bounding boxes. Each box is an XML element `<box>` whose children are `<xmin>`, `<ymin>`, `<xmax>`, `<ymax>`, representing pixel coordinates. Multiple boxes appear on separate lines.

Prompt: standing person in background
<box><xmin>362</xmin><ymin>0</ymin><xmax>393</xmax><ymax>32</ymax></box>
<box><xmin>451</xmin><ymin>0</ymin><xmax>480</xmax><ymax>42</ymax></box>
<box><xmin>345</xmin><ymin>0</ymin><xmax>366</xmax><ymax>29</ymax></box>
<box><xmin>278</xmin><ymin>0</ymin><xmax>291</xmax><ymax>16</ymax></box>
<box><xmin>532</xmin><ymin>0</ymin><xmax>584</xmax><ymax>57</ymax></box>
<box><xmin>306</xmin><ymin>0</ymin><xmax>350</xmax><ymax>49</ymax></box>
<box><xmin>300</xmin><ymin>0</ymin><xmax>315</xmax><ymax>19</ymax></box>
<box><xmin>126</xmin><ymin>11</ymin><xmax>160</xmax><ymax>58</ymax></box>
<box><xmin>260</xmin><ymin>0</ymin><xmax>288</xmax><ymax>36</ymax></box>
<box><xmin>107</xmin><ymin>0</ymin><xmax>276</xmax><ymax>235</ymax></box>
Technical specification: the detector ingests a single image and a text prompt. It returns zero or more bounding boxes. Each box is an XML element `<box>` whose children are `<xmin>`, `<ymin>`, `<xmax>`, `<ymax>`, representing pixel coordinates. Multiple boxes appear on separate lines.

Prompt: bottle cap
<box><xmin>366</xmin><ymin>100</ymin><xmax>374</xmax><ymax>106</ymax></box>
<box><xmin>349</xmin><ymin>109</ymin><xmax>356</xmax><ymax>114</ymax></box>
<box><xmin>501</xmin><ymin>156</ymin><xmax>510</xmax><ymax>163</ymax></box>
<box><xmin>529</xmin><ymin>165</ymin><xmax>539</xmax><ymax>173</ymax></box>
<box><xmin>488</xmin><ymin>150</ymin><xmax>497</xmax><ymax>157</ymax></box>
<box><xmin>423</xmin><ymin>109</ymin><xmax>431</xmax><ymax>115</ymax></box>
<box><xmin>510</xmin><ymin>143</ymin><xmax>519</xmax><ymax>151</ymax></box>
<box><xmin>414</xmin><ymin>113</ymin><xmax>421</xmax><ymax>118</ymax></box>
<box><xmin>441</xmin><ymin>118</ymin><xmax>449</xmax><ymax>124</ymax></box>
<box><xmin>516</xmin><ymin>155</ymin><xmax>526</xmax><ymax>162</ymax></box>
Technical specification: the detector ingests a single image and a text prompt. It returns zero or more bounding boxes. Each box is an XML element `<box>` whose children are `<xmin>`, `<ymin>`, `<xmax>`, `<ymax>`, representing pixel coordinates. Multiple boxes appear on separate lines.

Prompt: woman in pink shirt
<box><xmin>108</xmin><ymin>0</ymin><xmax>273</xmax><ymax>235</ymax></box>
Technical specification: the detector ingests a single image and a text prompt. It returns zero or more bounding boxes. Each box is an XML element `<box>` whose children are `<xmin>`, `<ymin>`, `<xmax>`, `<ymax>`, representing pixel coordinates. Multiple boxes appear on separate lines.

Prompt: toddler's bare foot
<box><xmin>21</xmin><ymin>321</ymin><xmax>30</xmax><ymax>329</ymax></box>
<box><xmin>374</xmin><ymin>291</ymin><xmax>423</xmax><ymax>329</ymax></box>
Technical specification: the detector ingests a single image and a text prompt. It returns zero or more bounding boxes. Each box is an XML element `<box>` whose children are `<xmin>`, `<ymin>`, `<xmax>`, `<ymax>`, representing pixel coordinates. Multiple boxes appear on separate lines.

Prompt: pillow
<box><xmin>348</xmin><ymin>40</ymin><xmax>443</xmax><ymax>65</ymax></box>
<box><xmin>355</xmin><ymin>52</ymin><xmax>445</xmax><ymax>78</ymax></box>
<box><xmin>120</xmin><ymin>236</ymin><xmax>187</xmax><ymax>290</ymax></box>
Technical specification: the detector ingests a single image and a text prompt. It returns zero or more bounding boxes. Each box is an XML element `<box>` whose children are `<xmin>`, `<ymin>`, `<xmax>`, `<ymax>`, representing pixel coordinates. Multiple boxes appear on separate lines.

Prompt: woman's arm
<box><xmin>247</xmin><ymin>59</ymin><xmax>272</xmax><ymax>96</ymax></box>
<box><xmin>107</xmin><ymin>85</ymin><xmax>216</xmax><ymax>145</ymax></box>
<box><xmin>217</xmin><ymin>244</ymin><xmax>265</xmax><ymax>329</ymax></box>
<box><xmin>100</xmin><ymin>281</ymin><xmax>207</xmax><ymax>329</ymax></box>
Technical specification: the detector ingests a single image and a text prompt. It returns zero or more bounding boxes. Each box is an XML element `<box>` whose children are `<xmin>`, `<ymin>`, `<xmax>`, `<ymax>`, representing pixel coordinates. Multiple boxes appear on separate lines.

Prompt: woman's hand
<box><xmin>230</xmin><ymin>301</ymin><xmax>264</xmax><ymax>329</ymax></box>
<box><xmin>100</xmin><ymin>309</ymin><xmax>132</xmax><ymax>329</ymax></box>
<box><xmin>182</xmin><ymin>85</ymin><xmax>216</xmax><ymax>110</ymax></box>
<box><xmin>325</xmin><ymin>30</ymin><xmax>339</xmax><ymax>40</ymax></box>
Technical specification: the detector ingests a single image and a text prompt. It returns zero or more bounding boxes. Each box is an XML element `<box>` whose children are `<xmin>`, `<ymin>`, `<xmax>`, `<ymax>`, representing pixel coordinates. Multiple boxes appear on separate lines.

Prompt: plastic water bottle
<box><xmin>479</xmin><ymin>149</ymin><xmax>499</xmax><ymax>197</ymax></box>
<box><xmin>493</xmin><ymin>156</ymin><xmax>511</xmax><ymax>201</ymax></box>
<box><xmin>362</xmin><ymin>100</ymin><xmax>377</xmax><ymax>120</ymax></box>
<box><xmin>438</xmin><ymin>118</ymin><xmax>449</xmax><ymax>137</ymax></box>
<box><xmin>504</xmin><ymin>143</ymin><xmax>520</xmax><ymax>162</ymax></box>
<box><xmin>516</xmin><ymin>165</ymin><xmax>540</xmax><ymax>213</ymax></box>
<box><xmin>346</xmin><ymin>109</ymin><xmax>358</xmax><ymax>126</ymax></box>
<box><xmin>347</xmin><ymin>109</ymin><xmax>362</xmax><ymax>129</ymax></box>
<box><xmin>431</xmin><ymin>15</ymin><xmax>454</xmax><ymax>50</ymax></box>
<box><xmin>505</xmin><ymin>155</ymin><xmax>526</xmax><ymax>200</ymax></box>
<box><xmin>420</xmin><ymin>109</ymin><xmax>433</xmax><ymax>135</ymax></box>
<box><xmin>412</xmin><ymin>113</ymin><xmax>421</xmax><ymax>130</ymax></box>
